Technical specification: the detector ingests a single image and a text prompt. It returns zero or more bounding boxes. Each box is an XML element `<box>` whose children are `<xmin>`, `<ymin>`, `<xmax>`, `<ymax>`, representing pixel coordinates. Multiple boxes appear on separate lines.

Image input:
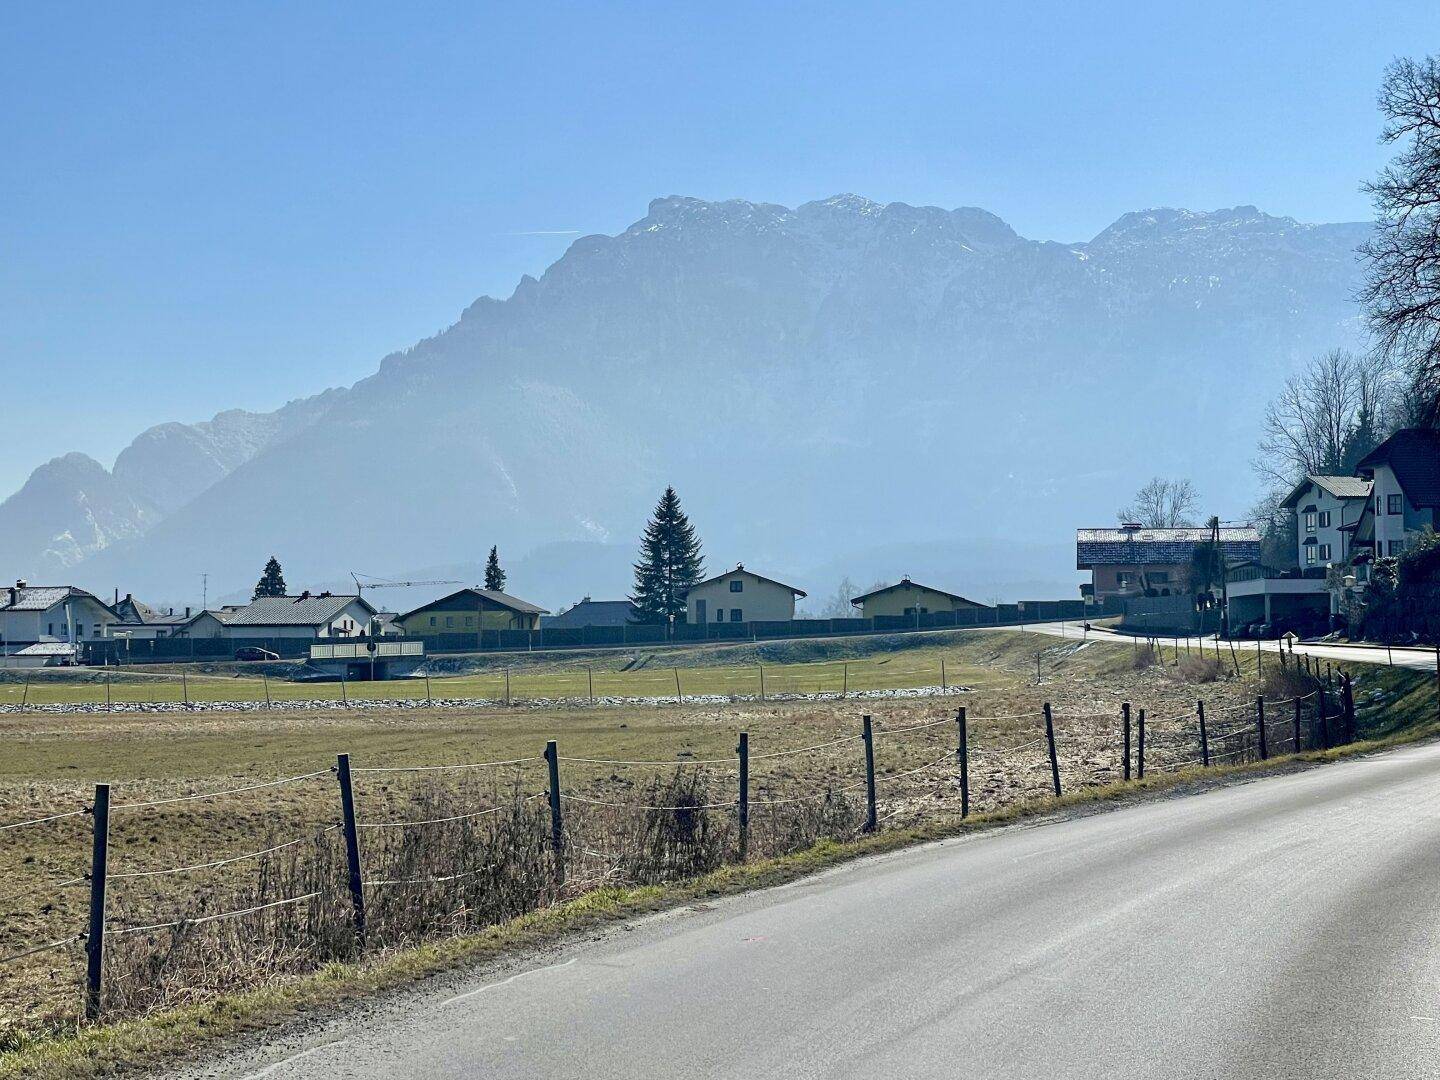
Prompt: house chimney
<box><xmin>185</xmin><ymin>606</ymin><xmax>191</xmax><ymax>617</ymax></box>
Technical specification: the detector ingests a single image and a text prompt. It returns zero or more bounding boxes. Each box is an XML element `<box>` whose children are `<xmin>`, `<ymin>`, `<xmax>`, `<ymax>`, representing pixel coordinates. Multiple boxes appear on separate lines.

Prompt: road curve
<box><xmin>182</xmin><ymin>743</ymin><xmax>1440</xmax><ymax>1080</ymax></box>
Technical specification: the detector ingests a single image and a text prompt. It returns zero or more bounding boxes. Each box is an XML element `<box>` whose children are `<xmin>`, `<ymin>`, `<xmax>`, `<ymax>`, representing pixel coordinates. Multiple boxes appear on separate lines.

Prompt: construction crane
<box><xmin>349</xmin><ymin>573</ymin><xmax>463</xmax><ymax>602</ymax></box>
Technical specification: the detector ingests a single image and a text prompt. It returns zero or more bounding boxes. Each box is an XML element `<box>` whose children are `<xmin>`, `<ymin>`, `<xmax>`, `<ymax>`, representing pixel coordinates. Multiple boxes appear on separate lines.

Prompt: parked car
<box><xmin>234</xmin><ymin>647</ymin><xmax>280</xmax><ymax>662</ymax></box>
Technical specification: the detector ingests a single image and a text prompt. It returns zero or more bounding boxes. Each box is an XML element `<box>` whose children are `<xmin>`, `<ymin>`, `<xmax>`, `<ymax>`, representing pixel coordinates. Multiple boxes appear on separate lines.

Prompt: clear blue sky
<box><xmin>2</xmin><ymin>1</ymin><xmax>1434</xmax><ymax>495</ymax></box>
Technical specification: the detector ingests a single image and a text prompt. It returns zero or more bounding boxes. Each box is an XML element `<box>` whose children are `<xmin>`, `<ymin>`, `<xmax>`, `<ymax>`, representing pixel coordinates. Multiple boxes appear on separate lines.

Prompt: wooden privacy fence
<box><xmin>0</xmin><ymin>676</ymin><xmax>1362</xmax><ymax>1022</ymax></box>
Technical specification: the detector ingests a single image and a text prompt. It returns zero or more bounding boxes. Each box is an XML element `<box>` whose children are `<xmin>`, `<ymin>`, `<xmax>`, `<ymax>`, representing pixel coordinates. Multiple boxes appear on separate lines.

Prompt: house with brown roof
<box><xmin>849</xmin><ymin>577</ymin><xmax>985</xmax><ymax>619</ymax></box>
<box><xmin>1076</xmin><ymin>526</ymin><xmax>1261</xmax><ymax>602</ymax></box>
<box><xmin>395</xmin><ymin>587</ymin><xmax>548</xmax><ymax>637</ymax></box>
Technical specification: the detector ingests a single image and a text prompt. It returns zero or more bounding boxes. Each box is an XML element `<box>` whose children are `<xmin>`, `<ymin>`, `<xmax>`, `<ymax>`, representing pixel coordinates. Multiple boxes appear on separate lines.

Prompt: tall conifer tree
<box><xmin>630</xmin><ymin>486</ymin><xmax>704</xmax><ymax>625</ymax></box>
<box><xmin>484</xmin><ymin>546</ymin><xmax>506</xmax><ymax>592</ymax></box>
<box><xmin>253</xmin><ymin>556</ymin><xmax>287</xmax><ymax>599</ymax></box>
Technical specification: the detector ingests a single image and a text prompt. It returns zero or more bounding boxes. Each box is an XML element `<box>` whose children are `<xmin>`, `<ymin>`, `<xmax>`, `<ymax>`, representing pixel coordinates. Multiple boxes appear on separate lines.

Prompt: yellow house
<box><xmin>850</xmin><ymin>577</ymin><xmax>986</xmax><ymax>619</ymax></box>
<box><xmin>395</xmin><ymin>588</ymin><xmax>548</xmax><ymax>637</ymax></box>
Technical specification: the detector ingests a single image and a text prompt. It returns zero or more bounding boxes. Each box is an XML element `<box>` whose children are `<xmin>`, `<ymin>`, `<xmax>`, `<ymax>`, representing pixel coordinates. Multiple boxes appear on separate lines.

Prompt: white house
<box><xmin>685</xmin><ymin>565</ymin><xmax>806</xmax><ymax>625</ymax></box>
<box><xmin>1353</xmin><ymin>428</ymin><xmax>1440</xmax><ymax>559</ymax></box>
<box><xmin>111</xmin><ymin>594</ymin><xmax>195</xmax><ymax>640</ymax></box>
<box><xmin>0</xmin><ymin>581</ymin><xmax>118</xmax><ymax>648</ymax></box>
<box><xmin>181</xmin><ymin>593</ymin><xmax>379</xmax><ymax>641</ymax></box>
<box><xmin>1278</xmin><ymin>475</ymin><xmax>1372</xmax><ymax>570</ymax></box>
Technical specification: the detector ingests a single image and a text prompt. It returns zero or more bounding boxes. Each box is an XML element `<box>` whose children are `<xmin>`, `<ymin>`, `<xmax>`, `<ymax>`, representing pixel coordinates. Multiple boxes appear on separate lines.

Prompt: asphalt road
<box><xmin>1033</xmin><ymin>619</ymin><xmax>1440</xmax><ymax>673</ymax></box>
<box><xmin>184</xmin><ymin>741</ymin><xmax>1440</xmax><ymax>1080</ymax></box>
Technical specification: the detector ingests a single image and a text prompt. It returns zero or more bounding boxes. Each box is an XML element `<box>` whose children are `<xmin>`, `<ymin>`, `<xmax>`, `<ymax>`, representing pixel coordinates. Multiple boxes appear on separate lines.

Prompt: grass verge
<box><xmin>5</xmin><ymin>703</ymin><xmax>1437</xmax><ymax>1080</ymax></box>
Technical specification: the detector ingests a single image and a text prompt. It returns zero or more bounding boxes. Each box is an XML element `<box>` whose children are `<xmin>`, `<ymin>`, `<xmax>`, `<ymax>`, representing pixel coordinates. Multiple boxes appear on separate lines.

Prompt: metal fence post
<box><xmin>957</xmin><ymin>707</ymin><xmax>969</xmax><ymax>818</ymax></box>
<box><xmin>1197</xmin><ymin>700</ymin><xmax>1210</xmax><ymax>767</ymax></box>
<box><xmin>737</xmin><ymin>732</ymin><xmax>749</xmax><ymax>860</ymax></box>
<box><xmin>336</xmin><ymin>754</ymin><xmax>366</xmax><ymax>944</ymax></box>
<box><xmin>1257</xmin><ymin>697</ymin><xmax>1267</xmax><ymax>760</ymax></box>
<box><xmin>1043</xmin><ymin>703</ymin><xmax>1061</xmax><ymax>796</ymax></box>
<box><xmin>545</xmin><ymin>741</ymin><xmax>565</xmax><ymax>886</ymax></box>
<box><xmin>83</xmin><ymin>783</ymin><xmax>110</xmax><ymax>1021</ymax></box>
<box><xmin>1121</xmin><ymin>702</ymin><xmax>1131</xmax><ymax>781</ymax></box>
<box><xmin>1137</xmin><ymin>709</ymin><xmax>1146</xmax><ymax>780</ymax></box>
<box><xmin>862</xmin><ymin>716</ymin><xmax>877</xmax><ymax>831</ymax></box>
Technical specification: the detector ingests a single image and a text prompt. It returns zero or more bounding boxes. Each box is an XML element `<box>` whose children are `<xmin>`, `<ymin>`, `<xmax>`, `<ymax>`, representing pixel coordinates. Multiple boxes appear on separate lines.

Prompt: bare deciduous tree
<box><xmin>1360</xmin><ymin>55</ymin><xmax>1440</xmax><ymax>428</ymax></box>
<box><xmin>1254</xmin><ymin>349</ymin><xmax>1399</xmax><ymax>488</ymax></box>
<box><xmin>1117</xmin><ymin>478</ymin><xmax>1198</xmax><ymax>528</ymax></box>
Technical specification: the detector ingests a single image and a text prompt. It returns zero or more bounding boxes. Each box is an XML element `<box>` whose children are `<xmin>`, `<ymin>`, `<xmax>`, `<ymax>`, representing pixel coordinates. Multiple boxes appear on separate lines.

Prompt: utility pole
<box><xmin>201</xmin><ymin>572</ymin><xmax>208</xmax><ymax>612</ymax></box>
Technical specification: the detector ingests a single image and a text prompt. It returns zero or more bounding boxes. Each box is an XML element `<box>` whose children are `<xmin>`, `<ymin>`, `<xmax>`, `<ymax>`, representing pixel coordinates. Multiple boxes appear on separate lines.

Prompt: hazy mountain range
<box><xmin>0</xmin><ymin>195</ymin><xmax>1371</xmax><ymax>612</ymax></box>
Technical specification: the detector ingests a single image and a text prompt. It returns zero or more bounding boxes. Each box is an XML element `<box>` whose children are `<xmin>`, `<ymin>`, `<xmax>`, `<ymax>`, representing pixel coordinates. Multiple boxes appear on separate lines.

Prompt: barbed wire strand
<box><xmin>111</xmin><ymin>891</ymin><xmax>320</xmax><ymax>936</ymax></box>
<box><xmin>0</xmin><ymin>933</ymin><xmax>85</xmax><ymax>965</ymax></box>
<box><xmin>558</xmin><ymin>792</ymin><xmax>736</xmax><ymax>811</ymax></box>
<box><xmin>108</xmin><ymin>828</ymin><xmax>338</xmax><ymax>880</ymax></box>
<box><xmin>357</xmin><ymin>796</ymin><xmax>542</xmax><ymax>830</ymax></box>
<box><xmin>351</xmin><ymin>756</ymin><xmax>534</xmax><ymax>775</ymax></box>
<box><xmin>0</xmin><ymin>807</ymin><xmax>88</xmax><ymax>832</ymax></box>
<box><xmin>113</xmin><ymin>771</ymin><xmax>331</xmax><ymax>811</ymax></box>
<box><xmin>365</xmin><ymin>865</ymin><xmax>493</xmax><ymax>888</ymax></box>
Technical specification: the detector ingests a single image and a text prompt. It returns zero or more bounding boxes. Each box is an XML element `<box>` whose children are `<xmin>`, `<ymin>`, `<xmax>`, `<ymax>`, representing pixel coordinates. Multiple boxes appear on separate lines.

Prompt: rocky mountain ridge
<box><xmin>1</xmin><ymin>195</ymin><xmax>1371</xmax><ymax>607</ymax></box>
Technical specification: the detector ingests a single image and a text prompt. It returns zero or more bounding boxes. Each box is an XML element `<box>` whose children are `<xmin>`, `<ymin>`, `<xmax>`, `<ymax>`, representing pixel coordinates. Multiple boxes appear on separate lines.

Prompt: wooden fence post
<box><xmin>940</xmin><ymin>657</ymin><xmax>947</xmax><ymax>690</ymax></box>
<box><xmin>587</xmin><ymin>665</ymin><xmax>594</xmax><ymax>706</ymax></box>
<box><xmin>22</xmin><ymin>673</ymin><xmax>31</xmax><ymax>708</ymax></box>
<box><xmin>841</xmin><ymin>662</ymin><xmax>848</xmax><ymax>699</ymax></box>
<box><xmin>1342</xmin><ymin>674</ymin><xmax>1355</xmax><ymax>743</ymax></box>
<box><xmin>83</xmin><ymin>783</ymin><xmax>110</xmax><ymax>1021</ymax></box>
<box><xmin>1318</xmin><ymin>687</ymin><xmax>1331</xmax><ymax>751</ymax></box>
<box><xmin>505</xmin><ymin>667</ymin><xmax>511</xmax><ymax>706</ymax></box>
<box><xmin>263</xmin><ymin>674</ymin><xmax>272</xmax><ymax>709</ymax></box>
<box><xmin>737</xmin><ymin>732</ymin><xmax>749</xmax><ymax>860</ymax></box>
<box><xmin>1293</xmin><ymin>696</ymin><xmax>1303</xmax><ymax>753</ymax></box>
<box><xmin>862</xmin><ymin>716</ymin><xmax>877</xmax><ymax>831</ymax></box>
<box><xmin>674</xmin><ymin>668</ymin><xmax>683</xmax><ymax>705</ymax></box>
<box><xmin>1257</xmin><ymin>697</ymin><xmax>1267</xmax><ymax>761</ymax></box>
<box><xmin>1121</xmin><ymin>702</ymin><xmax>1131</xmax><ymax>781</ymax></box>
<box><xmin>759</xmin><ymin>664</ymin><xmax>766</xmax><ymax>702</ymax></box>
<box><xmin>182</xmin><ymin>671</ymin><xmax>189</xmax><ymax>707</ymax></box>
<box><xmin>105</xmin><ymin>673</ymin><xmax>112</xmax><ymax>712</ymax></box>
<box><xmin>1137</xmin><ymin>709</ymin><xmax>1146</xmax><ymax>780</ymax></box>
<box><xmin>957</xmin><ymin>707</ymin><xmax>969</xmax><ymax>818</ymax></box>
<box><xmin>1043</xmin><ymin>703</ymin><xmax>1061</xmax><ymax>796</ymax></box>
<box><xmin>335</xmin><ymin>754</ymin><xmax>366</xmax><ymax>944</ymax></box>
<box><xmin>425</xmin><ymin>673</ymin><xmax>432</xmax><ymax>706</ymax></box>
<box><xmin>1198</xmin><ymin>700</ymin><xmax>1210</xmax><ymax>767</ymax></box>
<box><xmin>545</xmin><ymin>741</ymin><xmax>564</xmax><ymax>886</ymax></box>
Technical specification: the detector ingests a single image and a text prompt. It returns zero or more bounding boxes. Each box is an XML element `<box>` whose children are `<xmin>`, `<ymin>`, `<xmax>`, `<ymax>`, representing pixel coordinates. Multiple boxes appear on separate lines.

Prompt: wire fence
<box><xmin>0</xmin><ymin>665</ymin><xmax>1375</xmax><ymax>1032</ymax></box>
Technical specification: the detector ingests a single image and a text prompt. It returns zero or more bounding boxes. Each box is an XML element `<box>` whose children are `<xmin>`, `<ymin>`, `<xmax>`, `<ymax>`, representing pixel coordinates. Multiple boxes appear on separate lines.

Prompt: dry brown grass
<box><xmin>0</xmin><ymin>632</ymin><xmax>1290</xmax><ymax>1044</ymax></box>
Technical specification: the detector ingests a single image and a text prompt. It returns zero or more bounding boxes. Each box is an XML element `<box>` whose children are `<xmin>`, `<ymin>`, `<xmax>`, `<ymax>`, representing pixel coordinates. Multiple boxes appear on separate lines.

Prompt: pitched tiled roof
<box><xmin>545</xmin><ymin>599</ymin><xmax>637</xmax><ymax>628</ymax></box>
<box><xmin>1076</xmin><ymin>527</ymin><xmax>1261</xmax><ymax>568</ymax></box>
<box><xmin>0</xmin><ymin>586</ymin><xmax>110</xmax><ymax>613</ymax></box>
<box><xmin>849</xmin><ymin>578</ymin><xmax>983</xmax><ymax>606</ymax></box>
<box><xmin>1358</xmin><ymin>428</ymin><xmax>1440</xmax><ymax>508</ymax></box>
<box><xmin>398</xmin><ymin>588</ymin><xmax>548</xmax><ymax>621</ymax></box>
<box><xmin>1279</xmin><ymin>475</ymin><xmax>1372</xmax><ymax>508</ymax></box>
<box><xmin>224</xmin><ymin>594</ymin><xmax>375</xmax><ymax>627</ymax></box>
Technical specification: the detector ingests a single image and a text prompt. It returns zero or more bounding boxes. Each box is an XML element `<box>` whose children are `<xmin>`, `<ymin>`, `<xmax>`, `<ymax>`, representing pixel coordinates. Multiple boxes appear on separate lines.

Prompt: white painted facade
<box><xmin>686</xmin><ymin>567</ymin><xmax>804</xmax><ymax>625</ymax></box>
<box><xmin>0</xmin><ymin>587</ymin><xmax>117</xmax><ymax>647</ymax></box>
<box><xmin>1368</xmin><ymin>462</ymin><xmax>1429</xmax><ymax>559</ymax></box>
<box><xmin>1287</xmin><ymin>480</ymin><xmax>1368</xmax><ymax>569</ymax></box>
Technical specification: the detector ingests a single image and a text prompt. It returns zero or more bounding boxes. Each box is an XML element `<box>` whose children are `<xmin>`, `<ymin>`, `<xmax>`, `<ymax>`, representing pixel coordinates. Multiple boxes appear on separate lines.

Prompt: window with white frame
<box><xmin>1305</xmin><ymin>545</ymin><xmax>1318</xmax><ymax>565</ymax></box>
<box><xmin>1304</xmin><ymin>512</ymin><xmax>1317</xmax><ymax>532</ymax></box>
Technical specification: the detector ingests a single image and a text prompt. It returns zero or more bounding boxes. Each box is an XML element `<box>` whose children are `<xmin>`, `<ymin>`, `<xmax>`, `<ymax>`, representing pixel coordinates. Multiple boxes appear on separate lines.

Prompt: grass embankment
<box><xmin>1</xmin><ymin>631</ymin><xmax>1431</xmax><ymax>1078</ymax></box>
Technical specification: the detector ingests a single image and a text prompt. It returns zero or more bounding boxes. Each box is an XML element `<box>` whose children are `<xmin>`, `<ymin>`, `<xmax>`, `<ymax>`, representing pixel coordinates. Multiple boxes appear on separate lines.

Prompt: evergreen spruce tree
<box><xmin>484</xmin><ymin>546</ymin><xmax>507</xmax><ymax>592</ymax></box>
<box><xmin>253</xmin><ymin>556</ymin><xmax>287</xmax><ymax>599</ymax></box>
<box><xmin>630</xmin><ymin>486</ymin><xmax>704</xmax><ymax>626</ymax></box>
